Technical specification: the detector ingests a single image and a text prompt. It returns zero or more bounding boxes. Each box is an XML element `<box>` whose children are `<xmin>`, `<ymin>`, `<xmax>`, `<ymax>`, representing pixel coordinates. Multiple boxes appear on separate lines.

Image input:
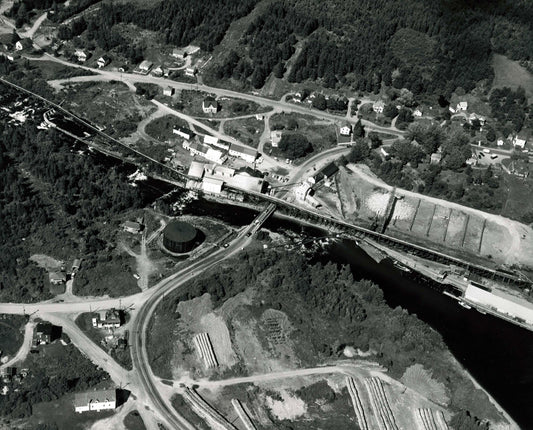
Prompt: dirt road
<box><xmin>0</xmin><ymin>320</ymin><xmax>35</xmax><ymax>370</ymax></box>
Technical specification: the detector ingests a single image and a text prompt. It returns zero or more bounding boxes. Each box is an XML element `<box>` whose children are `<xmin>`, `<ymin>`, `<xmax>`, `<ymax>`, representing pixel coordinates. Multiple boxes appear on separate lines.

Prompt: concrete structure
<box><xmin>173</xmin><ymin>126</ymin><xmax>194</xmax><ymax>140</ymax></box>
<box><xmin>202</xmin><ymin>177</ymin><xmax>223</xmax><ymax>194</ymax></box>
<box><xmin>92</xmin><ymin>309</ymin><xmax>122</xmax><ymax>329</ymax></box>
<box><xmin>123</xmin><ymin>221</ymin><xmax>142</xmax><ymax>234</ymax></box>
<box><xmin>163</xmin><ymin>220</ymin><xmax>197</xmax><ymax>253</ymax></box>
<box><xmin>97</xmin><ymin>55</ymin><xmax>110</xmax><ymax>68</ymax></box>
<box><xmin>138</xmin><ymin>60</ymin><xmax>153</xmax><ymax>73</ymax></box>
<box><xmin>229</xmin><ymin>143</ymin><xmax>257</xmax><ymax>163</ymax></box>
<box><xmin>188</xmin><ymin>161</ymin><xmax>205</xmax><ymax>179</ymax></box>
<box><xmin>74</xmin><ymin>389</ymin><xmax>116</xmax><ymax>413</ymax></box>
<box><xmin>202</xmin><ymin>96</ymin><xmax>218</xmax><ymax>114</ymax></box>
<box><xmin>270</xmin><ymin>130</ymin><xmax>282</xmax><ymax>147</ymax></box>
<box><xmin>464</xmin><ymin>285</ymin><xmax>533</xmax><ymax>325</ymax></box>
<box><xmin>49</xmin><ymin>271</ymin><xmax>66</xmax><ymax>285</ymax></box>
<box><xmin>163</xmin><ymin>86</ymin><xmax>175</xmax><ymax>97</ymax></box>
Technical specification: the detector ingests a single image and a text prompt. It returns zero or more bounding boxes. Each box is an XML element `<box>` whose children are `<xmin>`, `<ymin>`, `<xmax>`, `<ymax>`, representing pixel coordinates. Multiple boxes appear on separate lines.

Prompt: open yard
<box><xmin>0</xmin><ymin>314</ymin><xmax>27</xmax><ymax>358</ymax></box>
<box><xmin>492</xmin><ymin>54</ymin><xmax>533</xmax><ymax>103</ymax></box>
<box><xmin>223</xmin><ymin>116</ymin><xmax>264</xmax><ymax>148</ymax></box>
<box><xmin>145</xmin><ymin>114</ymin><xmax>189</xmax><ymax>141</ymax></box>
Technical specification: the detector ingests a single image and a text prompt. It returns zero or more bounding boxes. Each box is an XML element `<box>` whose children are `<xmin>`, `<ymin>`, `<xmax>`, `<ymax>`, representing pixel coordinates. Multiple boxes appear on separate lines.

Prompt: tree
<box><xmin>348</xmin><ymin>139</ymin><xmax>370</xmax><ymax>162</ymax></box>
<box><xmin>353</xmin><ymin>119</ymin><xmax>365</xmax><ymax>138</ymax></box>
<box><xmin>312</xmin><ymin>94</ymin><xmax>327</xmax><ymax>110</ymax></box>
<box><xmin>369</xmin><ymin>132</ymin><xmax>382</xmax><ymax>149</ymax></box>
<box><xmin>383</xmin><ymin>103</ymin><xmax>399</xmax><ymax>119</ymax></box>
<box><xmin>278</xmin><ymin>133</ymin><xmax>312</xmax><ymax>158</ymax></box>
<box><xmin>485</xmin><ymin>126</ymin><xmax>496</xmax><ymax>142</ymax></box>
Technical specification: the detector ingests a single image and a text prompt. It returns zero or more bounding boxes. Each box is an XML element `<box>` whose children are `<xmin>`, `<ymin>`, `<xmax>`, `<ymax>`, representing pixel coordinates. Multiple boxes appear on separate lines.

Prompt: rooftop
<box><xmin>230</xmin><ymin>143</ymin><xmax>257</xmax><ymax>157</ymax></box>
<box><xmin>74</xmin><ymin>389</ymin><xmax>116</xmax><ymax>408</ymax></box>
<box><xmin>163</xmin><ymin>220</ymin><xmax>196</xmax><ymax>243</ymax></box>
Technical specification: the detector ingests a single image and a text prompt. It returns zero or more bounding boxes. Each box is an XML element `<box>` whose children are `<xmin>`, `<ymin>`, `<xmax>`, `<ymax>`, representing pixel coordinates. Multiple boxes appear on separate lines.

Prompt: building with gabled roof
<box><xmin>229</xmin><ymin>143</ymin><xmax>257</xmax><ymax>163</ymax></box>
<box><xmin>74</xmin><ymin>389</ymin><xmax>117</xmax><ymax>413</ymax></box>
<box><xmin>202</xmin><ymin>96</ymin><xmax>218</xmax><ymax>114</ymax></box>
<box><xmin>173</xmin><ymin>126</ymin><xmax>194</xmax><ymax>140</ymax></box>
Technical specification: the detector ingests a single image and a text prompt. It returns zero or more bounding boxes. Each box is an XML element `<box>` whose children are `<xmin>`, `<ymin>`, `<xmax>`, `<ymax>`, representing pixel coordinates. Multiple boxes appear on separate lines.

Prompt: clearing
<box><xmin>492</xmin><ymin>54</ymin><xmax>533</xmax><ymax>103</ymax></box>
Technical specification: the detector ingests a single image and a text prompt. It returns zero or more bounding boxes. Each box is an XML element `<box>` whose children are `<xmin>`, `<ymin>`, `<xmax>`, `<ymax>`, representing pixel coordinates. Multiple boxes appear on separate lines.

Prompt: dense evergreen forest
<box><xmin>211</xmin><ymin>0</ymin><xmax>533</xmax><ymax>92</ymax></box>
<box><xmin>0</xmin><ymin>95</ymin><xmax>148</xmax><ymax>302</ymax></box>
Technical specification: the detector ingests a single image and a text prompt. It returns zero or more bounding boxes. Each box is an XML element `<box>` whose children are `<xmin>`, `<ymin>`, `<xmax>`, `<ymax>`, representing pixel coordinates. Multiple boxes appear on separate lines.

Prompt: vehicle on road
<box><xmin>490</xmin><ymin>154</ymin><xmax>498</xmax><ymax>159</ymax></box>
<box><xmin>482</xmin><ymin>148</ymin><xmax>490</xmax><ymax>153</ymax></box>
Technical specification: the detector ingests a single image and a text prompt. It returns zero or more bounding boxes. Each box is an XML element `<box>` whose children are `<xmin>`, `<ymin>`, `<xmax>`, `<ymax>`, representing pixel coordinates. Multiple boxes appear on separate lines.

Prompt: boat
<box><xmin>458</xmin><ymin>301</ymin><xmax>472</xmax><ymax>310</ymax></box>
<box><xmin>393</xmin><ymin>260</ymin><xmax>412</xmax><ymax>273</ymax></box>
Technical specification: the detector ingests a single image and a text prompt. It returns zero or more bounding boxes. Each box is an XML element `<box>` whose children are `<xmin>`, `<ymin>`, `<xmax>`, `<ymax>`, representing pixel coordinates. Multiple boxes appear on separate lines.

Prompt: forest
<box><xmin>153</xmin><ymin>248</ymin><xmax>496</xmax><ymax>427</ymax></box>
<box><xmin>209</xmin><ymin>0</ymin><xmax>533</xmax><ymax>94</ymax></box>
<box><xmin>0</xmin><ymin>84</ymin><xmax>150</xmax><ymax>302</ymax></box>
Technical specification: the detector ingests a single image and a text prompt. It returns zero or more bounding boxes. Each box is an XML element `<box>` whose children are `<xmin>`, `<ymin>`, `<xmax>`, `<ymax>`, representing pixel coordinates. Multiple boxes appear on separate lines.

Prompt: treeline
<box><xmin>210</xmin><ymin>0</ymin><xmax>533</xmax><ymax>95</ymax></box>
<box><xmin>489</xmin><ymin>87</ymin><xmax>530</xmax><ymax>136</ymax></box>
<box><xmin>5</xmin><ymin>0</ymin><xmax>65</xmax><ymax>27</ymax></box>
<box><xmin>84</xmin><ymin>0</ymin><xmax>258</xmax><ymax>52</ymax></box>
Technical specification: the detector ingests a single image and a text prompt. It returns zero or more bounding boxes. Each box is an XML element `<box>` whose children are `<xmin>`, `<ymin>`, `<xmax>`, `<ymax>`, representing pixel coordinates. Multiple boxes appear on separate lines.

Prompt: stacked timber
<box><xmin>363</xmin><ymin>377</ymin><xmax>398</xmax><ymax>430</ymax></box>
<box><xmin>231</xmin><ymin>399</ymin><xmax>256</xmax><ymax>430</ymax></box>
<box><xmin>346</xmin><ymin>377</ymin><xmax>368</xmax><ymax>430</ymax></box>
<box><xmin>193</xmin><ymin>332</ymin><xmax>218</xmax><ymax>368</ymax></box>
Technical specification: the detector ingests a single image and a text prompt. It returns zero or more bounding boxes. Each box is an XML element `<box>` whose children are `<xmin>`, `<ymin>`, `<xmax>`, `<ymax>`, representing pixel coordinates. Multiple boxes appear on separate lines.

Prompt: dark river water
<box><xmin>90</xmin><ymin>148</ymin><xmax>532</xmax><ymax>428</ymax></box>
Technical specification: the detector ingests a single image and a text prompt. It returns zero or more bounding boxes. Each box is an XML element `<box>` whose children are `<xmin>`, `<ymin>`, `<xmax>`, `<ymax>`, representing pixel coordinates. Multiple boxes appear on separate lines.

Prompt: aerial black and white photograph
<box><xmin>0</xmin><ymin>0</ymin><xmax>532</xmax><ymax>429</ymax></box>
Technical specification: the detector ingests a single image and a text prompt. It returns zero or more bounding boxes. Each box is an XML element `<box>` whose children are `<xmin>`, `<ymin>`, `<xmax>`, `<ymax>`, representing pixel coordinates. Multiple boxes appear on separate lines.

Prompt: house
<box><xmin>373</xmin><ymin>101</ymin><xmax>385</xmax><ymax>114</ymax></box>
<box><xmin>97</xmin><ymin>55</ymin><xmax>110</xmax><ymax>68</ymax></box>
<box><xmin>255</xmin><ymin>114</ymin><xmax>264</xmax><ymax>121</ymax></box>
<box><xmin>202</xmin><ymin>96</ymin><xmax>218</xmax><ymax>114</ymax></box>
<box><xmin>138</xmin><ymin>60</ymin><xmax>153</xmax><ymax>73</ymax></box>
<box><xmin>497</xmin><ymin>139</ymin><xmax>505</xmax><ymax>147</ymax></box>
<box><xmin>430</xmin><ymin>153</ymin><xmax>442</xmax><ymax>164</ymax></box>
<box><xmin>465</xmin><ymin>156</ymin><xmax>478</xmax><ymax>166</ymax></box>
<box><xmin>202</xmin><ymin>177</ymin><xmax>223</xmax><ymax>194</ymax></box>
<box><xmin>15</xmin><ymin>38</ymin><xmax>32</xmax><ymax>51</ymax></box>
<box><xmin>413</xmin><ymin>108</ymin><xmax>423</xmax><ymax>117</ymax></box>
<box><xmin>74</xmin><ymin>49</ymin><xmax>88</xmax><ymax>62</ymax></box>
<box><xmin>173</xmin><ymin>126</ymin><xmax>194</xmax><ymax>140</ymax></box>
<box><xmin>270</xmin><ymin>130</ymin><xmax>282</xmax><ymax>147</ymax></box>
<box><xmin>92</xmin><ymin>309</ymin><xmax>122</xmax><ymax>329</ymax></box>
<box><xmin>49</xmin><ymin>271</ymin><xmax>66</xmax><ymax>285</ymax></box>
<box><xmin>35</xmin><ymin>323</ymin><xmax>54</xmax><ymax>345</ymax></box>
<box><xmin>151</xmin><ymin>66</ymin><xmax>163</xmax><ymax>77</ymax></box>
<box><xmin>118</xmin><ymin>65</ymin><xmax>128</xmax><ymax>73</ymax></box>
<box><xmin>204</xmin><ymin>135</ymin><xmax>219</xmax><ymax>146</ymax></box>
<box><xmin>456</xmin><ymin>101</ymin><xmax>468</xmax><ymax>111</ymax></box>
<box><xmin>74</xmin><ymin>389</ymin><xmax>117</xmax><ymax>413</ymax></box>
<box><xmin>205</xmin><ymin>164</ymin><xmax>235</xmax><ymax>178</ymax></box>
<box><xmin>513</xmin><ymin>135</ymin><xmax>527</xmax><ymax>149</ymax></box>
<box><xmin>72</xmin><ymin>259</ymin><xmax>82</xmax><ymax>272</ymax></box>
<box><xmin>508</xmin><ymin>160</ymin><xmax>530</xmax><ymax>179</ymax></box>
<box><xmin>448</xmin><ymin>106</ymin><xmax>456</xmax><ymax>114</ymax></box>
<box><xmin>171</xmin><ymin>47</ymin><xmax>187</xmax><ymax>59</ymax></box>
<box><xmin>339</xmin><ymin>124</ymin><xmax>352</xmax><ymax>136</ymax></box>
<box><xmin>163</xmin><ymin>86</ymin><xmax>175</xmax><ymax>97</ymax></box>
<box><xmin>185</xmin><ymin>67</ymin><xmax>196</xmax><ymax>77</ymax></box>
<box><xmin>468</xmin><ymin>113</ymin><xmax>486</xmax><ymax>126</ymax></box>
<box><xmin>188</xmin><ymin>161</ymin><xmax>205</xmax><ymax>179</ymax></box>
<box><xmin>321</xmin><ymin>162</ymin><xmax>339</xmax><ymax>179</ymax></box>
<box><xmin>123</xmin><ymin>221</ymin><xmax>142</xmax><ymax>234</ymax></box>
<box><xmin>228</xmin><ymin>143</ymin><xmax>257</xmax><ymax>163</ymax></box>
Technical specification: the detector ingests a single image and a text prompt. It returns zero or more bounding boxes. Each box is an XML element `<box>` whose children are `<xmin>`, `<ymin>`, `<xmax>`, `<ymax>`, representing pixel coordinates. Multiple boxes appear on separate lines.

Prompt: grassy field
<box><xmin>145</xmin><ymin>114</ymin><xmax>189</xmax><ymax>141</ymax></box>
<box><xmin>224</xmin><ymin>116</ymin><xmax>264</xmax><ymax>148</ymax></box>
<box><xmin>501</xmin><ymin>174</ymin><xmax>533</xmax><ymax>223</ymax></box>
<box><xmin>492</xmin><ymin>54</ymin><xmax>533</xmax><ymax>102</ymax></box>
<box><xmin>0</xmin><ymin>314</ymin><xmax>27</xmax><ymax>357</ymax></box>
<box><xmin>124</xmin><ymin>410</ymin><xmax>147</xmax><ymax>430</ymax></box>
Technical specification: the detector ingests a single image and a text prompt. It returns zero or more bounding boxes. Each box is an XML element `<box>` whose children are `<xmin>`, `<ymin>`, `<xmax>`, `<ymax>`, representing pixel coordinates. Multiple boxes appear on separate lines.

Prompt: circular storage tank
<box><xmin>163</xmin><ymin>220</ymin><xmax>197</xmax><ymax>253</ymax></box>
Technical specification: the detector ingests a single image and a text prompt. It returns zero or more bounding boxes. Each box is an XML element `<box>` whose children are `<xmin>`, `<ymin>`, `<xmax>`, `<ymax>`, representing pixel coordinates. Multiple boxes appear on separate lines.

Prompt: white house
<box><xmin>202</xmin><ymin>96</ymin><xmax>218</xmax><ymax>114</ymax></box>
<box><xmin>172</xmin><ymin>47</ymin><xmax>187</xmax><ymax>59</ymax></box>
<box><xmin>373</xmin><ymin>101</ymin><xmax>385</xmax><ymax>114</ymax></box>
<box><xmin>229</xmin><ymin>143</ymin><xmax>257</xmax><ymax>163</ymax></box>
<box><xmin>74</xmin><ymin>389</ymin><xmax>116</xmax><ymax>413</ymax></box>
<box><xmin>339</xmin><ymin>125</ymin><xmax>352</xmax><ymax>136</ymax></box>
<box><xmin>97</xmin><ymin>55</ymin><xmax>110</xmax><ymax>68</ymax></box>
<box><xmin>468</xmin><ymin>113</ymin><xmax>485</xmax><ymax>126</ymax></box>
<box><xmin>91</xmin><ymin>309</ymin><xmax>121</xmax><ymax>329</ymax></box>
<box><xmin>185</xmin><ymin>67</ymin><xmax>196</xmax><ymax>77</ymax></box>
<box><xmin>74</xmin><ymin>49</ymin><xmax>88</xmax><ymax>62</ymax></box>
<box><xmin>151</xmin><ymin>65</ymin><xmax>163</xmax><ymax>77</ymax></box>
<box><xmin>413</xmin><ymin>108</ymin><xmax>423</xmax><ymax>117</ymax></box>
<box><xmin>138</xmin><ymin>60</ymin><xmax>153</xmax><ymax>73</ymax></box>
<box><xmin>513</xmin><ymin>135</ymin><xmax>527</xmax><ymax>149</ymax></box>
<box><xmin>456</xmin><ymin>101</ymin><xmax>468</xmax><ymax>111</ymax></box>
<box><xmin>270</xmin><ymin>130</ymin><xmax>282</xmax><ymax>147</ymax></box>
<box><xmin>497</xmin><ymin>139</ymin><xmax>504</xmax><ymax>146</ymax></box>
<box><xmin>173</xmin><ymin>126</ymin><xmax>194</xmax><ymax>140</ymax></box>
<box><xmin>203</xmin><ymin>135</ymin><xmax>219</xmax><ymax>146</ymax></box>
<box><xmin>163</xmin><ymin>86</ymin><xmax>175</xmax><ymax>97</ymax></box>
<box><xmin>15</xmin><ymin>38</ymin><xmax>32</xmax><ymax>51</ymax></box>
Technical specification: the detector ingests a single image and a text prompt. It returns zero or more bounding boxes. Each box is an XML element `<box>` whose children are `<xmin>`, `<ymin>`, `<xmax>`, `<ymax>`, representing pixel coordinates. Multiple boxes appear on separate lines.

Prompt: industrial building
<box><xmin>163</xmin><ymin>220</ymin><xmax>197</xmax><ymax>253</ymax></box>
<box><xmin>74</xmin><ymin>389</ymin><xmax>117</xmax><ymax>413</ymax></box>
<box><xmin>464</xmin><ymin>285</ymin><xmax>533</xmax><ymax>325</ymax></box>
